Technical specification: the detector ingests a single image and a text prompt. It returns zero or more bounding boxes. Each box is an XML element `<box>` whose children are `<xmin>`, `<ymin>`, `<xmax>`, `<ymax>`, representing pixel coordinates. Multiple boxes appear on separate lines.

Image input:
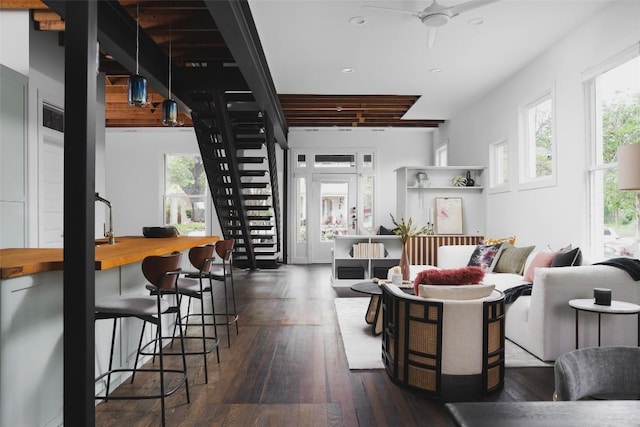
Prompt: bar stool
<box><xmin>209</xmin><ymin>238</ymin><xmax>239</xmax><ymax>347</ymax></box>
<box><xmin>94</xmin><ymin>251</ymin><xmax>189</xmax><ymax>427</ymax></box>
<box><xmin>170</xmin><ymin>244</ymin><xmax>220</xmax><ymax>382</ymax></box>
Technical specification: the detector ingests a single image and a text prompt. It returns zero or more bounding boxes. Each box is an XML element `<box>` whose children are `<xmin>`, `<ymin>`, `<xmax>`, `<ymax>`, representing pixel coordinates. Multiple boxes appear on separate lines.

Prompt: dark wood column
<box><xmin>62</xmin><ymin>1</ymin><xmax>97</xmax><ymax>425</ymax></box>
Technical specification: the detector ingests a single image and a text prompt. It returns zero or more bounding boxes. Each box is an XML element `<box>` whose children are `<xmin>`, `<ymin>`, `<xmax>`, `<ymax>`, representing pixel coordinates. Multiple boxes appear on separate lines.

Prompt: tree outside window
<box><xmin>165</xmin><ymin>154</ymin><xmax>207</xmax><ymax>235</ymax></box>
<box><xmin>520</xmin><ymin>93</ymin><xmax>555</xmax><ymax>187</ymax></box>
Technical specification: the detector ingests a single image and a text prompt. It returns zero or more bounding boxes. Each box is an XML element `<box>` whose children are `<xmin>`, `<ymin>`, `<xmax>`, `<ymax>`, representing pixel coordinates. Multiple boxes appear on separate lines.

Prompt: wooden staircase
<box><xmin>191</xmin><ymin>93</ymin><xmax>281</xmax><ymax>269</ymax></box>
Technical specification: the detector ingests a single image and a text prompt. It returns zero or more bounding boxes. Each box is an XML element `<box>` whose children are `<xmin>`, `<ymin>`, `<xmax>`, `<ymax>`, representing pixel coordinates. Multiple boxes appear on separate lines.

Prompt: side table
<box><xmin>569</xmin><ymin>298</ymin><xmax>640</xmax><ymax>349</ymax></box>
<box><xmin>350</xmin><ymin>281</ymin><xmax>383</xmax><ymax>335</ymax></box>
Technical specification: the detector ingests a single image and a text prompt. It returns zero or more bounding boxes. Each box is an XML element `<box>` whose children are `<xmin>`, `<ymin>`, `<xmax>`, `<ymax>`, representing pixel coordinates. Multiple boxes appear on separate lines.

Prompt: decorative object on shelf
<box><xmin>162</xmin><ymin>22</ymin><xmax>179</xmax><ymax>126</ymax></box>
<box><xmin>390</xmin><ymin>214</ymin><xmax>431</xmax><ymax>280</ymax></box>
<box><xmin>465</xmin><ymin>170</ymin><xmax>475</xmax><ymax>187</ymax></box>
<box><xmin>390</xmin><ymin>265</ymin><xmax>403</xmax><ymax>285</ymax></box>
<box><xmin>452</xmin><ymin>175</ymin><xmax>467</xmax><ymax>187</ymax></box>
<box><xmin>128</xmin><ymin>2</ymin><xmax>148</xmax><ymax>107</ymax></box>
<box><xmin>435</xmin><ymin>197</ymin><xmax>463</xmax><ymax>234</ymax></box>
<box><xmin>415</xmin><ymin>172</ymin><xmax>430</xmax><ymax>188</ymax></box>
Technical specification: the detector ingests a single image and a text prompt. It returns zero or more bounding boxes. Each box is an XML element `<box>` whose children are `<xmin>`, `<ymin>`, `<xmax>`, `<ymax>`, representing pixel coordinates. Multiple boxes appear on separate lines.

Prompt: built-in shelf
<box><xmin>331</xmin><ymin>235</ymin><xmax>402</xmax><ymax>287</ymax></box>
<box><xmin>396</xmin><ymin>166</ymin><xmax>487</xmax><ymax>236</ymax></box>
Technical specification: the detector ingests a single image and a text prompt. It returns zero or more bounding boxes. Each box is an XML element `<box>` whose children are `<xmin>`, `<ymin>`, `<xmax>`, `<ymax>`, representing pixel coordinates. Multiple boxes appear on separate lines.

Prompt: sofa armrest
<box><xmin>528</xmin><ymin>265</ymin><xmax>640</xmax><ymax>361</ymax></box>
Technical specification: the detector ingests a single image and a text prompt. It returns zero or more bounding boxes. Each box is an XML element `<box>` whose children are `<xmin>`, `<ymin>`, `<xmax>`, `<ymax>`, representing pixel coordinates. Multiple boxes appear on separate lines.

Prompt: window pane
<box><xmin>490</xmin><ymin>141</ymin><xmax>509</xmax><ymax>188</ymax></box>
<box><xmin>314</xmin><ymin>154</ymin><xmax>355</xmax><ymax>168</ymax></box>
<box><xmin>590</xmin><ymin>54</ymin><xmax>640</xmax><ymax>259</ymax></box>
<box><xmin>598</xmin><ymin>56</ymin><xmax>640</xmax><ymax>165</ymax></box>
<box><xmin>603</xmin><ymin>167</ymin><xmax>638</xmax><ymax>257</ymax></box>
<box><xmin>527</xmin><ymin>98</ymin><xmax>553</xmax><ymax>178</ymax></box>
<box><xmin>165</xmin><ymin>154</ymin><xmax>206</xmax><ymax>235</ymax></box>
<box><xmin>362</xmin><ymin>154</ymin><xmax>373</xmax><ymax>169</ymax></box>
<box><xmin>297</xmin><ymin>154</ymin><xmax>306</xmax><ymax>168</ymax></box>
<box><xmin>320</xmin><ymin>182</ymin><xmax>348</xmax><ymax>240</ymax></box>
<box><xmin>362</xmin><ymin>175</ymin><xmax>374</xmax><ymax>230</ymax></box>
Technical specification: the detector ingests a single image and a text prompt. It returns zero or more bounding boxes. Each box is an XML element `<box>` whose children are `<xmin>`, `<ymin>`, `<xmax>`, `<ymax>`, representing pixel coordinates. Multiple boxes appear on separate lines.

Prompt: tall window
<box><xmin>588</xmin><ymin>49</ymin><xmax>640</xmax><ymax>258</ymax></box>
<box><xmin>489</xmin><ymin>139</ymin><xmax>509</xmax><ymax>193</ymax></box>
<box><xmin>519</xmin><ymin>91</ymin><xmax>556</xmax><ymax>189</ymax></box>
<box><xmin>164</xmin><ymin>154</ymin><xmax>207</xmax><ymax>235</ymax></box>
<box><xmin>435</xmin><ymin>142</ymin><xmax>448</xmax><ymax>166</ymax></box>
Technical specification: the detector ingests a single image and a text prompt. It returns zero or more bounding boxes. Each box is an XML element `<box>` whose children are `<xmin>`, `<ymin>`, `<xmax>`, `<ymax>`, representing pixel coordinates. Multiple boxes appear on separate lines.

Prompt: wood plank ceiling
<box><xmin>3</xmin><ymin>0</ymin><xmax>444</xmax><ymax>129</ymax></box>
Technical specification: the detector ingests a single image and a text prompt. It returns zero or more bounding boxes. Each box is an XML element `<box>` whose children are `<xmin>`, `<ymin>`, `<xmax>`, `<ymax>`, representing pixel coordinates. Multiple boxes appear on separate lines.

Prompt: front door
<box><xmin>309</xmin><ymin>174</ymin><xmax>356</xmax><ymax>263</ymax></box>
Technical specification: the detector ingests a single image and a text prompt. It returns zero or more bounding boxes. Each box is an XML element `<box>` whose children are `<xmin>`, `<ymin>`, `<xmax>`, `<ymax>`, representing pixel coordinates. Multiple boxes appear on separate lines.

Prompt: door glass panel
<box><xmin>362</xmin><ymin>175</ymin><xmax>374</xmax><ymax>230</ymax></box>
<box><xmin>320</xmin><ymin>182</ymin><xmax>348</xmax><ymax>241</ymax></box>
<box><xmin>314</xmin><ymin>154</ymin><xmax>355</xmax><ymax>168</ymax></box>
<box><xmin>296</xmin><ymin>177</ymin><xmax>306</xmax><ymax>242</ymax></box>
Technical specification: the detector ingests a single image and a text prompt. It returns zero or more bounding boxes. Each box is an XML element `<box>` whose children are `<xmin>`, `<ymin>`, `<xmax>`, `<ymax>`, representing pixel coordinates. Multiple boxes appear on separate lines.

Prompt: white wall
<box><xmin>105</xmin><ymin>128</ymin><xmax>223</xmax><ymax>238</ymax></box>
<box><xmin>0</xmin><ymin>11</ymin><xmax>29</xmax><ymax>76</ymax></box>
<box><xmin>287</xmin><ymin>127</ymin><xmax>434</xmax><ymax>229</ymax></box>
<box><xmin>440</xmin><ymin>0</ymin><xmax>640</xmax><ymax>254</ymax></box>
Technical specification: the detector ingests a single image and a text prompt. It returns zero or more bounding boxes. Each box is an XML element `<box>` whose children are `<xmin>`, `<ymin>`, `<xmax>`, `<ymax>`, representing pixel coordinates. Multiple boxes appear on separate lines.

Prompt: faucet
<box><xmin>95</xmin><ymin>192</ymin><xmax>115</xmax><ymax>244</ymax></box>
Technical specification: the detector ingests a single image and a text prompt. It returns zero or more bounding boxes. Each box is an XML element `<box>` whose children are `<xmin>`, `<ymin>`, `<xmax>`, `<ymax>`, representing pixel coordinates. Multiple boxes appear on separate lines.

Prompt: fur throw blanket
<box><xmin>413</xmin><ymin>266</ymin><xmax>486</xmax><ymax>295</ymax></box>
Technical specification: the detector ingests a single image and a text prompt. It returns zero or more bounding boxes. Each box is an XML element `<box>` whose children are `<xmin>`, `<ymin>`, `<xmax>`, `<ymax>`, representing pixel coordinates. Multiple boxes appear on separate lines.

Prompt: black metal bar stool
<box><xmin>170</xmin><ymin>244</ymin><xmax>221</xmax><ymax>382</ymax></box>
<box><xmin>209</xmin><ymin>238</ymin><xmax>239</xmax><ymax>347</ymax></box>
<box><xmin>94</xmin><ymin>251</ymin><xmax>189</xmax><ymax>427</ymax></box>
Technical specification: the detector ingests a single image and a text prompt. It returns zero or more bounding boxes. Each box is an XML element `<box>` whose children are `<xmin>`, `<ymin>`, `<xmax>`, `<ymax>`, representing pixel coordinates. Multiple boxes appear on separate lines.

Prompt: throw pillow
<box><xmin>378</xmin><ymin>225</ymin><xmax>396</xmax><ymax>235</ymax></box>
<box><xmin>483</xmin><ymin>235</ymin><xmax>516</xmax><ymax>245</ymax></box>
<box><xmin>467</xmin><ymin>243</ymin><xmax>504</xmax><ymax>272</ymax></box>
<box><xmin>523</xmin><ymin>251</ymin><xmax>557</xmax><ymax>282</ymax></box>
<box><xmin>413</xmin><ymin>266</ymin><xmax>485</xmax><ymax>294</ymax></box>
<box><xmin>551</xmin><ymin>246</ymin><xmax>582</xmax><ymax>267</ymax></box>
<box><xmin>418</xmin><ymin>283</ymin><xmax>496</xmax><ymax>300</ymax></box>
<box><xmin>493</xmin><ymin>243</ymin><xmax>535</xmax><ymax>275</ymax></box>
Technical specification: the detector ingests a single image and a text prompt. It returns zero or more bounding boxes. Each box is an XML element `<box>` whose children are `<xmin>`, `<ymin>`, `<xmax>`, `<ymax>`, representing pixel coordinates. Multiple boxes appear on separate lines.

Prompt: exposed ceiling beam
<box><xmin>203</xmin><ymin>0</ymin><xmax>288</xmax><ymax>149</ymax></box>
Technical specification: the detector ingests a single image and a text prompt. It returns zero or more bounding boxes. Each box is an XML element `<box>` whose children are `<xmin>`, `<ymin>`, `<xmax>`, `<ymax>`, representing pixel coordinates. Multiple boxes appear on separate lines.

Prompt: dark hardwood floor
<box><xmin>95</xmin><ymin>264</ymin><xmax>555</xmax><ymax>426</ymax></box>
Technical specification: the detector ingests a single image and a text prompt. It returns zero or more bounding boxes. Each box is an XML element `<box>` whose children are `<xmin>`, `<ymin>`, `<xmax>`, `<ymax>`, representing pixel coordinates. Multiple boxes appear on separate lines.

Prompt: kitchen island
<box><xmin>0</xmin><ymin>235</ymin><xmax>219</xmax><ymax>427</ymax></box>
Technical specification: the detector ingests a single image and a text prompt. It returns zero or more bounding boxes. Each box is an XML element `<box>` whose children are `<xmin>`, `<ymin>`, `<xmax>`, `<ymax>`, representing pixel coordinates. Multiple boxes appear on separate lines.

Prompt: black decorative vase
<box><xmin>465</xmin><ymin>170</ymin><xmax>475</xmax><ymax>187</ymax></box>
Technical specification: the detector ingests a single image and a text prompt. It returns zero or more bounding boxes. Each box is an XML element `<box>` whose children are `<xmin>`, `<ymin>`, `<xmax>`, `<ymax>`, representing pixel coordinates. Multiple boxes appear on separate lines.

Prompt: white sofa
<box><xmin>411</xmin><ymin>245</ymin><xmax>640</xmax><ymax>362</ymax></box>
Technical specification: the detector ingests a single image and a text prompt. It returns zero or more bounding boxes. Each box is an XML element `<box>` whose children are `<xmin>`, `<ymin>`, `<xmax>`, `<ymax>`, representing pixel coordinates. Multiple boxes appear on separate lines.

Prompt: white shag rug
<box><xmin>335</xmin><ymin>297</ymin><xmax>552</xmax><ymax>370</ymax></box>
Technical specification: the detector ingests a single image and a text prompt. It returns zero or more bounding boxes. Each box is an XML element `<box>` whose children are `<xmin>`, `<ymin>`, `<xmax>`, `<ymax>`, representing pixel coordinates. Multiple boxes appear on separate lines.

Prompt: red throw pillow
<box><xmin>413</xmin><ymin>266</ymin><xmax>486</xmax><ymax>294</ymax></box>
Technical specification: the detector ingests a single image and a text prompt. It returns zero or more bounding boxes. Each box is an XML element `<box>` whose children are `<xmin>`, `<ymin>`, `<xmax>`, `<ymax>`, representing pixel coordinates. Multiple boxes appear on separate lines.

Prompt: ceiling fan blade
<box><xmin>363</xmin><ymin>5</ymin><xmax>422</xmax><ymax>17</ymax></box>
<box><xmin>426</xmin><ymin>27</ymin><xmax>438</xmax><ymax>49</ymax></box>
<box><xmin>449</xmin><ymin>0</ymin><xmax>498</xmax><ymax>16</ymax></box>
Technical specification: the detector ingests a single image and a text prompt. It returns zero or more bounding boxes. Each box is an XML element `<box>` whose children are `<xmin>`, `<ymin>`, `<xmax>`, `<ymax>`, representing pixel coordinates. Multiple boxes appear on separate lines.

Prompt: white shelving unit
<box><xmin>395</xmin><ymin>166</ymin><xmax>486</xmax><ymax>236</ymax></box>
<box><xmin>331</xmin><ymin>235</ymin><xmax>403</xmax><ymax>287</ymax></box>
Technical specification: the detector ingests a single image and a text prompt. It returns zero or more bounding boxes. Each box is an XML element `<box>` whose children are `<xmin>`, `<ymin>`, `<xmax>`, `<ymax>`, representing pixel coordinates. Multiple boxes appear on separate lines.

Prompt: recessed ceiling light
<box><xmin>349</xmin><ymin>16</ymin><xmax>367</xmax><ymax>26</ymax></box>
<box><xmin>429</xmin><ymin>68</ymin><xmax>441</xmax><ymax>73</ymax></box>
<box><xmin>468</xmin><ymin>17</ymin><xmax>484</xmax><ymax>25</ymax></box>
<box><xmin>341</xmin><ymin>68</ymin><xmax>354</xmax><ymax>74</ymax></box>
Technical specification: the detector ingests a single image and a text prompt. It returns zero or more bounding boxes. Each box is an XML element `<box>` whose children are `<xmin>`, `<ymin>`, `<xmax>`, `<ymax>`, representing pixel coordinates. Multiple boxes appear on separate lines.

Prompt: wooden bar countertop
<box><xmin>0</xmin><ymin>235</ymin><xmax>220</xmax><ymax>279</ymax></box>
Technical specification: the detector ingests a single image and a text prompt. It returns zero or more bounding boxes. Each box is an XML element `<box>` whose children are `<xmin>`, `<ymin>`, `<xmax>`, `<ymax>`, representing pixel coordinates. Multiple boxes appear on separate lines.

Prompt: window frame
<box><xmin>518</xmin><ymin>88</ymin><xmax>557</xmax><ymax>190</ymax></box>
<box><xmin>586</xmin><ymin>43</ymin><xmax>640</xmax><ymax>258</ymax></box>
<box><xmin>489</xmin><ymin>139</ymin><xmax>511</xmax><ymax>194</ymax></box>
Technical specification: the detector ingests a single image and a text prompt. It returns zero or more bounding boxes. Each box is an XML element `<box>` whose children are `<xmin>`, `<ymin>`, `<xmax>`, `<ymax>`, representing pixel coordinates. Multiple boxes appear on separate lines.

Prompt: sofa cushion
<box><xmin>551</xmin><ymin>246</ymin><xmax>582</xmax><ymax>267</ymax></box>
<box><xmin>483</xmin><ymin>236</ymin><xmax>516</xmax><ymax>245</ymax></box>
<box><xmin>418</xmin><ymin>283</ymin><xmax>496</xmax><ymax>300</ymax></box>
<box><xmin>494</xmin><ymin>243</ymin><xmax>535</xmax><ymax>274</ymax></box>
<box><xmin>467</xmin><ymin>243</ymin><xmax>504</xmax><ymax>272</ymax></box>
<box><xmin>524</xmin><ymin>251</ymin><xmax>557</xmax><ymax>282</ymax></box>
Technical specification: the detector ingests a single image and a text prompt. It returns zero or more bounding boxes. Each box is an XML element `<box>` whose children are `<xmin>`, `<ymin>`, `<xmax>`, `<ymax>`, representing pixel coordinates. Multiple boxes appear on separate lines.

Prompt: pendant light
<box><xmin>128</xmin><ymin>2</ymin><xmax>148</xmax><ymax>107</ymax></box>
<box><xmin>162</xmin><ymin>22</ymin><xmax>178</xmax><ymax>126</ymax></box>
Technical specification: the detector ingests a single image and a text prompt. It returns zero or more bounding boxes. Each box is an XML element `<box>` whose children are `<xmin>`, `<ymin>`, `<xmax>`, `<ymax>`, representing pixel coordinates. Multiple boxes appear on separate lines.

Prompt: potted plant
<box><xmin>390</xmin><ymin>214</ymin><xmax>431</xmax><ymax>280</ymax></box>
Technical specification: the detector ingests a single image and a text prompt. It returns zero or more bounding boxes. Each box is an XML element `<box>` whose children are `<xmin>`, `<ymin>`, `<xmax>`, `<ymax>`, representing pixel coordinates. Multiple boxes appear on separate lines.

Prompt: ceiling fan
<box><xmin>365</xmin><ymin>0</ymin><xmax>498</xmax><ymax>48</ymax></box>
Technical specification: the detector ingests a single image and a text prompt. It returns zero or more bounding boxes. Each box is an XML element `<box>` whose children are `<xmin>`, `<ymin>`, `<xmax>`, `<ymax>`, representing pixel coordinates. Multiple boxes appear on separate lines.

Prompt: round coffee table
<box><xmin>569</xmin><ymin>298</ymin><xmax>640</xmax><ymax>349</ymax></box>
<box><xmin>351</xmin><ymin>281</ymin><xmax>383</xmax><ymax>335</ymax></box>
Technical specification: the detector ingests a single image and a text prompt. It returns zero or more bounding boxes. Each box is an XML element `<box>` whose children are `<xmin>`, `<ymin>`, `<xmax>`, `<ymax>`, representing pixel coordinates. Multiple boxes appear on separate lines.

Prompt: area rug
<box><xmin>335</xmin><ymin>297</ymin><xmax>552</xmax><ymax>370</ymax></box>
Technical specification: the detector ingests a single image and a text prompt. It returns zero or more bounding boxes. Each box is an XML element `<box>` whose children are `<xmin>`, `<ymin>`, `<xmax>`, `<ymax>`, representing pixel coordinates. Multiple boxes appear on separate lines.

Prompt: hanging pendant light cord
<box><xmin>168</xmin><ymin>23</ymin><xmax>172</xmax><ymax>98</ymax></box>
<box><xmin>135</xmin><ymin>2</ymin><xmax>140</xmax><ymax>75</ymax></box>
